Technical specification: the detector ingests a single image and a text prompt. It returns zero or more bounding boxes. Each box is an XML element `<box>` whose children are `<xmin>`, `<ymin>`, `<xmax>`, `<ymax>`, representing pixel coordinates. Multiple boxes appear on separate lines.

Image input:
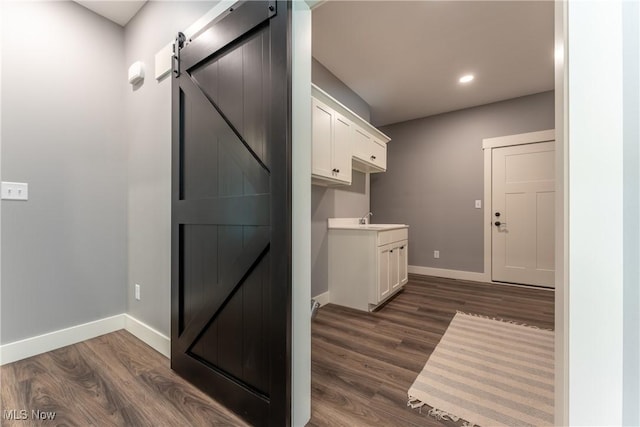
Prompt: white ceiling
<box><xmin>312</xmin><ymin>1</ymin><xmax>554</xmax><ymax>126</ymax></box>
<box><xmin>75</xmin><ymin>1</ymin><xmax>146</xmax><ymax>27</ymax></box>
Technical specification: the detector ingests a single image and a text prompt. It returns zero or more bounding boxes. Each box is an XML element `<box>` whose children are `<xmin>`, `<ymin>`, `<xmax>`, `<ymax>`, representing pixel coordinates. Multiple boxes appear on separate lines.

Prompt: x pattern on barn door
<box><xmin>171</xmin><ymin>2</ymin><xmax>290</xmax><ymax>425</ymax></box>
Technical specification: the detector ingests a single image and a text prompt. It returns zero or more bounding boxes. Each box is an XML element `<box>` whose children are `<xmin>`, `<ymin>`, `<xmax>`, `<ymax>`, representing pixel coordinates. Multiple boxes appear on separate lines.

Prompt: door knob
<box><xmin>494</xmin><ymin>221</ymin><xmax>507</xmax><ymax>227</ymax></box>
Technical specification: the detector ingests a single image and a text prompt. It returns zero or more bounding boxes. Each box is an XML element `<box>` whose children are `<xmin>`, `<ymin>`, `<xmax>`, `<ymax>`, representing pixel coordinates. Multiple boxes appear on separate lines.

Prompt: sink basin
<box><xmin>357</xmin><ymin>224</ymin><xmax>407</xmax><ymax>230</ymax></box>
<box><xmin>327</xmin><ymin>218</ymin><xmax>409</xmax><ymax>231</ymax></box>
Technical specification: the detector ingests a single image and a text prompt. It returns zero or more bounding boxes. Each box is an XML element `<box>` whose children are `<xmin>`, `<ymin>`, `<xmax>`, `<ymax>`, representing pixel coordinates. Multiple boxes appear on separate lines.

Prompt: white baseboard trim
<box><xmin>124</xmin><ymin>315</ymin><xmax>171</xmax><ymax>358</ymax></box>
<box><xmin>0</xmin><ymin>314</ymin><xmax>125</xmax><ymax>366</ymax></box>
<box><xmin>408</xmin><ymin>265</ymin><xmax>489</xmax><ymax>283</ymax></box>
<box><xmin>409</xmin><ymin>266</ymin><xmax>555</xmax><ymax>291</ymax></box>
<box><xmin>312</xmin><ymin>291</ymin><xmax>330</xmax><ymax>307</ymax></box>
<box><xmin>0</xmin><ymin>313</ymin><xmax>172</xmax><ymax>366</ymax></box>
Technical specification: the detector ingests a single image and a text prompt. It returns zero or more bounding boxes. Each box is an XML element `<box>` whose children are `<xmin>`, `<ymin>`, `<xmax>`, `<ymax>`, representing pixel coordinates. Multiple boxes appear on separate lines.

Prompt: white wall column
<box><xmin>291</xmin><ymin>1</ymin><xmax>312</xmax><ymax>425</ymax></box>
<box><xmin>567</xmin><ymin>1</ymin><xmax>625</xmax><ymax>424</ymax></box>
<box><xmin>622</xmin><ymin>1</ymin><xmax>640</xmax><ymax>424</ymax></box>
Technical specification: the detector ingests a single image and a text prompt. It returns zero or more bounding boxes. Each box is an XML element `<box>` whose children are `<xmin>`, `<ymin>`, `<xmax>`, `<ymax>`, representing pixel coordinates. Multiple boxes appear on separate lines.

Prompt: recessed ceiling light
<box><xmin>459</xmin><ymin>74</ymin><xmax>474</xmax><ymax>84</ymax></box>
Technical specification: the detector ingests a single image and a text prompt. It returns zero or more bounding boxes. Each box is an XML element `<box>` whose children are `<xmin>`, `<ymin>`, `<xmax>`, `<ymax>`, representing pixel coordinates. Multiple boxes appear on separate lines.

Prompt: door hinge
<box><xmin>173</xmin><ymin>32</ymin><xmax>187</xmax><ymax>78</ymax></box>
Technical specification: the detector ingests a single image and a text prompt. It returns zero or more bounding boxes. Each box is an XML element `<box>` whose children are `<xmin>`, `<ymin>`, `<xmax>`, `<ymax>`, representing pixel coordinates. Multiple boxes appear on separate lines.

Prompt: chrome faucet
<box><xmin>359</xmin><ymin>211</ymin><xmax>373</xmax><ymax>225</ymax></box>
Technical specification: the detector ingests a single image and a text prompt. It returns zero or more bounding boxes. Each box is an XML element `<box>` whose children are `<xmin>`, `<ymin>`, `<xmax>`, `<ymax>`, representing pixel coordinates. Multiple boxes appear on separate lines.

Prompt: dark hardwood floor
<box><xmin>0</xmin><ymin>275</ymin><xmax>554</xmax><ymax>426</ymax></box>
<box><xmin>0</xmin><ymin>330</ymin><xmax>248</xmax><ymax>427</ymax></box>
<box><xmin>307</xmin><ymin>275</ymin><xmax>554</xmax><ymax>426</ymax></box>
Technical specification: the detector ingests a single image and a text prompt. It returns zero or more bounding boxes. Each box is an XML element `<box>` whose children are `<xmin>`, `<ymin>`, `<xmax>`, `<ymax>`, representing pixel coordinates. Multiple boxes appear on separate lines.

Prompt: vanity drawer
<box><xmin>378</xmin><ymin>228</ymin><xmax>408</xmax><ymax>246</ymax></box>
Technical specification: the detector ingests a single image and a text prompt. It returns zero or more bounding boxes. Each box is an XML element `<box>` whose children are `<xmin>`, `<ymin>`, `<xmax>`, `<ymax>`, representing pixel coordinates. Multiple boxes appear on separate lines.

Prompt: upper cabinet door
<box><xmin>311</xmin><ymin>98</ymin><xmax>351</xmax><ymax>185</ymax></box>
<box><xmin>352</xmin><ymin>127</ymin><xmax>387</xmax><ymax>173</ymax></box>
<box><xmin>333</xmin><ymin>113</ymin><xmax>353</xmax><ymax>184</ymax></box>
<box><xmin>312</xmin><ymin>98</ymin><xmax>334</xmax><ymax>179</ymax></box>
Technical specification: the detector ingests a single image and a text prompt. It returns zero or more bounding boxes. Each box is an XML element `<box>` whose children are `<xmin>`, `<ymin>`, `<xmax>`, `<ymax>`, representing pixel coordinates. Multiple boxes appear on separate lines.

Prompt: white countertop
<box><xmin>327</xmin><ymin>218</ymin><xmax>409</xmax><ymax>231</ymax></box>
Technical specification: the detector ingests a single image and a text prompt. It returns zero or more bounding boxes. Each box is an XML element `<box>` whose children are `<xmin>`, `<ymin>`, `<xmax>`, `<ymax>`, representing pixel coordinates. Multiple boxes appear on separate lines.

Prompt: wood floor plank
<box><xmin>76</xmin><ymin>335</ymin><xmax>199</xmax><ymax>425</ymax></box>
<box><xmin>312</xmin><ymin>339</ymin><xmax>419</xmax><ymax>388</ymax></box>
<box><xmin>0</xmin><ymin>275</ymin><xmax>553</xmax><ymax>426</ymax></box>
<box><xmin>309</xmin><ymin>275</ymin><xmax>554</xmax><ymax>426</ymax></box>
<box><xmin>311</xmin><ymin>379</ymin><xmax>424</xmax><ymax>427</ymax></box>
<box><xmin>0</xmin><ymin>331</ymin><xmax>247</xmax><ymax>427</ymax></box>
<box><xmin>371</xmin><ymin>383</ymin><xmax>457</xmax><ymax>427</ymax></box>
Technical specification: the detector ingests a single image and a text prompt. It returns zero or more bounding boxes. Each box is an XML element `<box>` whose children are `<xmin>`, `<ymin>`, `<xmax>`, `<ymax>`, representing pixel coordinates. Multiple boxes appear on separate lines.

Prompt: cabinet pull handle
<box><xmin>390</xmin><ymin>250</ymin><xmax>393</xmax><ymax>253</ymax></box>
<box><xmin>400</xmin><ymin>246</ymin><xmax>405</xmax><ymax>249</ymax></box>
<box><xmin>336</xmin><ymin>169</ymin><xmax>340</xmax><ymax>173</ymax></box>
<box><xmin>370</xmin><ymin>155</ymin><xmax>376</xmax><ymax>160</ymax></box>
<box><xmin>332</xmin><ymin>168</ymin><xmax>337</xmax><ymax>173</ymax></box>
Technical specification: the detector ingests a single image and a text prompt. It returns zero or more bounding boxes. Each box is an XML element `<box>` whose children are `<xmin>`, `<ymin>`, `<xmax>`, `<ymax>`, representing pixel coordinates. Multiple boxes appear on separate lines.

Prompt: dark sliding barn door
<box><xmin>171</xmin><ymin>2</ymin><xmax>291</xmax><ymax>425</ymax></box>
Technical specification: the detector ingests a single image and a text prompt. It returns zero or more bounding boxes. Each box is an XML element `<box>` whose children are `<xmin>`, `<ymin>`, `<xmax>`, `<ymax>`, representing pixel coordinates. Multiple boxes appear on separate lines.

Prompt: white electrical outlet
<box><xmin>475</xmin><ymin>200</ymin><xmax>482</xmax><ymax>209</ymax></box>
<box><xmin>434</xmin><ymin>250</ymin><xmax>440</xmax><ymax>259</ymax></box>
<box><xmin>1</xmin><ymin>182</ymin><xmax>28</xmax><ymax>200</ymax></box>
<box><xmin>135</xmin><ymin>284</ymin><xmax>141</xmax><ymax>301</ymax></box>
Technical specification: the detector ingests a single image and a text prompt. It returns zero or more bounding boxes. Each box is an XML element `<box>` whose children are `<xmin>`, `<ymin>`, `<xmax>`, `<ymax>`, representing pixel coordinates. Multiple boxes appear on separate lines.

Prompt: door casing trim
<box><xmin>481</xmin><ymin>129</ymin><xmax>555</xmax><ymax>284</ymax></box>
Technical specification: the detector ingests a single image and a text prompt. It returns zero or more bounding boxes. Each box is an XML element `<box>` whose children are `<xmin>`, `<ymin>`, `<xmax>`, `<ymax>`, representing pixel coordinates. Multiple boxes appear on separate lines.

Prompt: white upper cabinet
<box><xmin>312</xmin><ymin>98</ymin><xmax>352</xmax><ymax>185</ymax></box>
<box><xmin>311</xmin><ymin>84</ymin><xmax>390</xmax><ymax>186</ymax></box>
<box><xmin>352</xmin><ymin>127</ymin><xmax>387</xmax><ymax>173</ymax></box>
<box><xmin>312</xmin><ymin>98</ymin><xmax>334</xmax><ymax>179</ymax></box>
<box><xmin>332</xmin><ymin>113</ymin><xmax>353</xmax><ymax>183</ymax></box>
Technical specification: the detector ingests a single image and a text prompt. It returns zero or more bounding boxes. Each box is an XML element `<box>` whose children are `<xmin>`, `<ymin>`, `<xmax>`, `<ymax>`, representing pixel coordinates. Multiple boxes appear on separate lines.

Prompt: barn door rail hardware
<box><xmin>173</xmin><ymin>32</ymin><xmax>187</xmax><ymax>78</ymax></box>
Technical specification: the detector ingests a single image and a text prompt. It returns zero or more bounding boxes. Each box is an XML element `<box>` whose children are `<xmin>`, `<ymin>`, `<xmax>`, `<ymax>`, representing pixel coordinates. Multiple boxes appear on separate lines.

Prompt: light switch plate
<box><xmin>1</xmin><ymin>182</ymin><xmax>28</xmax><ymax>200</ymax></box>
<box><xmin>475</xmin><ymin>200</ymin><xmax>482</xmax><ymax>209</ymax></box>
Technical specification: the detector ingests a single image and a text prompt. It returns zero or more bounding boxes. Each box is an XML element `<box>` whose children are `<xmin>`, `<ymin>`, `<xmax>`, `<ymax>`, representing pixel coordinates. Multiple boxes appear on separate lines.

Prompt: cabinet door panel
<box><xmin>370</xmin><ymin>139</ymin><xmax>387</xmax><ymax>171</ymax></box>
<box><xmin>397</xmin><ymin>242</ymin><xmax>408</xmax><ymax>287</ymax></box>
<box><xmin>377</xmin><ymin>246</ymin><xmax>391</xmax><ymax>302</ymax></box>
<box><xmin>333</xmin><ymin>113</ymin><xmax>352</xmax><ymax>184</ymax></box>
<box><xmin>312</xmin><ymin>99</ymin><xmax>333</xmax><ymax>179</ymax></box>
<box><xmin>353</xmin><ymin>127</ymin><xmax>372</xmax><ymax>162</ymax></box>
<box><xmin>353</xmin><ymin>127</ymin><xmax>387</xmax><ymax>173</ymax></box>
<box><xmin>389</xmin><ymin>246</ymin><xmax>400</xmax><ymax>292</ymax></box>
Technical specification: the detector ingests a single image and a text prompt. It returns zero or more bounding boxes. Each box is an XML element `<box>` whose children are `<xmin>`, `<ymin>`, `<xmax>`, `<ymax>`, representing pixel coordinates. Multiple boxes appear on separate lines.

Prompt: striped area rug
<box><xmin>407</xmin><ymin>312</ymin><xmax>554</xmax><ymax>427</ymax></box>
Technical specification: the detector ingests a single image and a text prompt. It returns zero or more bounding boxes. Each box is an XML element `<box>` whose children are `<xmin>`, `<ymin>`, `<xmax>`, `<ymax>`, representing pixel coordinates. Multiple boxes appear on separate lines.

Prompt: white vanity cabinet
<box><xmin>377</xmin><ymin>239</ymin><xmax>408</xmax><ymax>303</ymax></box>
<box><xmin>312</xmin><ymin>84</ymin><xmax>390</xmax><ymax>186</ymax></box>
<box><xmin>312</xmin><ymin>98</ymin><xmax>352</xmax><ymax>185</ymax></box>
<box><xmin>328</xmin><ymin>221</ymin><xmax>409</xmax><ymax>312</ymax></box>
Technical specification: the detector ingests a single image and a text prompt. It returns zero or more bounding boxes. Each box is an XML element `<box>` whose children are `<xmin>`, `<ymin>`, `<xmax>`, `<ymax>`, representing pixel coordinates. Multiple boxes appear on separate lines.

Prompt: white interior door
<box><xmin>492</xmin><ymin>141</ymin><xmax>555</xmax><ymax>287</ymax></box>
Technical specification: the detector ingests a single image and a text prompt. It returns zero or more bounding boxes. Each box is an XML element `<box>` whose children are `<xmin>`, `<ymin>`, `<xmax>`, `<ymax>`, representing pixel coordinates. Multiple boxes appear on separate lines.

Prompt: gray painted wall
<box><xmin>312</xmin><ymin>58</ymin><xmax>370</xmax><ymax>122</ymax></box>
<box><xmin>125</xmin><ymin>1</ymin><xmax>216</xmax><ymax>336</ymax></box>
<box><xmin>311</xmin><ymin>173</ymin><xmax>370</xmax><ymax>297</ymax></box>
<box><xmin>311</xmin><ymin>58</ymin><xmax>371</xmax><ymax>298</ymax></box>
<box><xmin>1</xmin><ymin>1</ymin><xmax>127</xmax><ymax>343</ymax></box>
<box><xmin>371</xmin><ymin>91</ymin><xmax>555</xmax><ymax>273</ymax></box>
